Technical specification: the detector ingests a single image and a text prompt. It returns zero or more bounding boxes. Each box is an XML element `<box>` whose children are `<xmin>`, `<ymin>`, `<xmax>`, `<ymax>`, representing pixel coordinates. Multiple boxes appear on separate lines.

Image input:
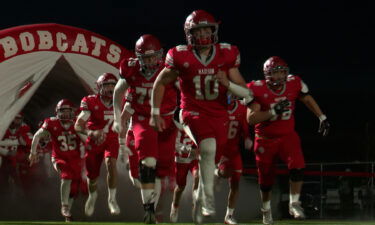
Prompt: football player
<box><xmin>74</xmin><ymin>73</ymin><xmax>120</xmax><ymax>216</ymax></box>
<box><xmin>113</xmin><ymin>34</ymin><xmax>178</xmax><ymax>223</ymax></box>
<box><xmin>0</xmin><ymin>112</ymin><xmax>33</xmax><ymax>192</ymax></box>
<box><xmin>170</xmin><ymin>124</ymin><xmax>199</xmax><ymax>223</ymax></box>
<box><xmin>247</xmin><ymin>56</ymin><xmax>330</xmax><ymax>224</ymax></box>
<box><xmin>215</xmin><ymin>96</ymin><xmax>253</xmax><ymax>224</ymax></box>
<box><xmin>29</xmin><ymin>99</ymin><xmax>82</xmax><ymax>222</ymax></box>
<box><xmin>150</xmin><ymin>9</ymin><xmax>252</xmax><ymax>223</ymax></box>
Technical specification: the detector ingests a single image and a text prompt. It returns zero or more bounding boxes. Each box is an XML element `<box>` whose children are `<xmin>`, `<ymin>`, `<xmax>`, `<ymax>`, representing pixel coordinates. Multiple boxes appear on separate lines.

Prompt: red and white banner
<box><xmin>0</xmin><ymin>23</ymin><xmax>131</xmax><ymax>67</ymax></box>
<box><xmin>0</xmin><ymin>24</ymin><xmax>132</xmax><ymax>138</ymax></box>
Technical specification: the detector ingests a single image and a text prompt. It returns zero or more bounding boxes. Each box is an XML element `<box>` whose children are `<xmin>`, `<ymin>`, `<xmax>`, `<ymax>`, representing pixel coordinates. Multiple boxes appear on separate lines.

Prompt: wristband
<box><xmin>319</xmin><ymin>114</ymin><xmax>327</xmax><ymax>121</ymax></box>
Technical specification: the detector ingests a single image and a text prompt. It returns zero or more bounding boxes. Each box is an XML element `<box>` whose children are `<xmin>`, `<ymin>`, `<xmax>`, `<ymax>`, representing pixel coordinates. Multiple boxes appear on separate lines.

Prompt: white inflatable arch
<box><xmin>0</xmin><ymin>23</ymin><xmax>131</xmax><ymax>138</ymax></box>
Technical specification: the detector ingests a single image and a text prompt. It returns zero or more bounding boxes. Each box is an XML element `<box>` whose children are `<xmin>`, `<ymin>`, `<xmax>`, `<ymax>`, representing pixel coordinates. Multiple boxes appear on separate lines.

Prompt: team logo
<box><xmin>264</xmin><ymin>94</ymin><xmax>268</xmax><ymax>98</ymax></box>
<box><xmin>94</xmin><ymin>105</ymin><xmax>99</xmax><ymax>110</ymax></box>
<box><xmin>258</xmin><ymin>146</ymin><xmax>265</xmax><ymax>154</ymax></box>
<box><xmin>138</xmin><ymin>115</ymin><xmax>144</xmax><ymax>121</ymax></box>
<box><xmin>54</xmin><ymin>127</ymin><xmax>57</xmax><ymax>131</ymax></box>
<box><xmin>183</xmin><ymin>62</ymin><xmax>189</xmax><ymax>68</ymax></box>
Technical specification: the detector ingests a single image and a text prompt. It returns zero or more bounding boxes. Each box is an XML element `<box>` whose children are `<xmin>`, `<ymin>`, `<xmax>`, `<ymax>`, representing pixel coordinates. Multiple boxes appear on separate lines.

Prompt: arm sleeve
<box><xmin>77</xmin><ymin>110</ymin><xmax>91</xmax><ymax>122</ymax></box>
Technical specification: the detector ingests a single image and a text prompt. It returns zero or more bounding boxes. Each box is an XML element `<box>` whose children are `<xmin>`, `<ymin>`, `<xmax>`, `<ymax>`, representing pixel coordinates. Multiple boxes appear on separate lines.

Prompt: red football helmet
<box><xmin>135</xmin><ymin>34</ymin><xmax>163</xmax><ymax>78</ymax></box>
<box><xmin>263</xmin><ymin>56</ymin><xmax>289</xmax><ymax>86</ymax></box>
<box><xmin>55</xmin><ymin>99</ymin><xmax>75</xmax><ymax>121</ymax></box>
<box><xmin>96</xmin><ymin>73</ymin><xmax>118</xmax><ymax>97</ymax></box>
<box><xmin>184</xmin><ymin>10</ymin><xmax>219</xmax><ymax>47</ymax></box>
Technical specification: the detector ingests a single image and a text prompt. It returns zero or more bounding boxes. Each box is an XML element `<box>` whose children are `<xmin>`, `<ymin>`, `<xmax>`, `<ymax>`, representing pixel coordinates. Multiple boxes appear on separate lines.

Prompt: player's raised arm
<box><xmin>29</xmin><ymin>127</ymin><xmax>49</xmax><ymax>166</ymax></box>
<box><xmin>299</xmin><ymin>93</ymin><xmax>330</xmax><ymax>136</ymax></box>
<box><xmin>150</xmin><ymin>67</ymin><xmax>178</xmax><ymax>132</ymax></box>
<box><xmin>113</xmin><ymin>78</ymin><xmax>129</xmax><ymax>133</ymax></box>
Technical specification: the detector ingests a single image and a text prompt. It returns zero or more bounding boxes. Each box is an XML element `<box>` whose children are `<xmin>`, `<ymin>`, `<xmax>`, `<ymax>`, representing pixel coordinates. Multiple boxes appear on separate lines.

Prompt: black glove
<box><xmin>318</xmin><ymin>117</ymin><xmax>330</xmax><ymax>137</ymax></box>
<box><xmin>273</xmin><ymin>99</ymin><xmax>290</xmax><ymax>115</ymax></box>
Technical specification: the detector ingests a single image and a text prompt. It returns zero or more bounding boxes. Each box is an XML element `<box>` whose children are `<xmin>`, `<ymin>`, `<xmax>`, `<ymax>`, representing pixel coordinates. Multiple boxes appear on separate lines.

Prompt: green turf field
<box><xmin>1</xmin><ymin>221</ymin><xmax>375</xmax><ymax>225</ymax></box>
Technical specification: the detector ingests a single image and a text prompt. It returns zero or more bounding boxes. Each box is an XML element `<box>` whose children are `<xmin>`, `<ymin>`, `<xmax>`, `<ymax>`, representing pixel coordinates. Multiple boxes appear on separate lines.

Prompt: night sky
<box><xmin>1</xmin><ymin>0</ymin><xmax>374</xmax><ymax>163</ymax></box>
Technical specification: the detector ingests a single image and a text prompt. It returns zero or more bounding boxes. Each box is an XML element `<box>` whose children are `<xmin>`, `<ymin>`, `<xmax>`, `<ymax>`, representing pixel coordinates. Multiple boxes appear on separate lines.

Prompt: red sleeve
<box><xmin>165</xmin><ymin>47</ymin><xmax>179</xmax><ymax>70</ymax></box>
<box><xmin>220</xmin><ymin>44</ymin><xmax>240</xmax><ymax>69</ymax></box>
<box><xmin>41</xmin><ymin>118</ymin><xmax>51</xmax><ymax>131</ymax></box>
<box><xmin>80</xmin><ymin>96</ymin><xmax>91</xmax><ymax>112</ymax></box>
<box><xmin>119</xmin><ymin>57</ymin><xmax>139</xmax><ymax>80</ymax></box>
<box><xmin>246</xmin><ymin>81</ymin><xmax>260</xmax><ymax>105</ymax></box>
<box><xmin>227</xmin><ymin>45</ymin><xmax>240</xmax><ymax>68</ymax></box>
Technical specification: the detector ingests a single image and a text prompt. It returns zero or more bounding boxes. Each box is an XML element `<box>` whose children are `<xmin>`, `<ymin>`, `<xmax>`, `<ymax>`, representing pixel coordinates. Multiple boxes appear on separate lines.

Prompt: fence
<box><xmin>243</xmin><ymin>161</ymin><xmax>375</xmax><ymax>220</ymax></box>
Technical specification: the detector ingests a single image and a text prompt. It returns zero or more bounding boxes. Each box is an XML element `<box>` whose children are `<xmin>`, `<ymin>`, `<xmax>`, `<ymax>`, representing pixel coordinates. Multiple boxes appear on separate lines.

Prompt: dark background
<box><xmin>1</xmin><ymin>0</ymin><xmax>375</xmax><ymax>163</ymax></box>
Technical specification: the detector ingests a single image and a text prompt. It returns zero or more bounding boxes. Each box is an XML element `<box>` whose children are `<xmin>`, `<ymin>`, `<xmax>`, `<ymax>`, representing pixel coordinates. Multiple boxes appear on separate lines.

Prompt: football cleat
<box><xmin>170</xmin><ymin>204</ymin><xmax>179</xmax><ymax>223</ymax></box>
<box><xmin>144</xmin><ymin>209</ymin><xmax>156</xmax><ymax>224</ymax></box>
<box><xmin>201</xmin><ymin>195</ymin><xmax>216</xmax><ymax>217</ymax></box>
<box><xmin>202</xmin><ymin>206</ymin><xmax>216</xmax><ymax>217</ymax></box>
<box><xmin>108</xmin><ymin>199</ymin><xmax>120</xmax><ymax>215</ymax></box>
<box><xmin>261</xmin><ymin>208</ymin><xmax>273</xmax><ymax>225</ymax></box>
<box><xmin>84</xmin><ymin>194</ymin><xmax>97</xmax><ymax>217</ymax></box>
<box><xmin>289</xmin><ymin>201</ymin><xmax>306</xmax><ymax>219</ymax></box>
<box><xmin>65</xmin><ymin>216</ymin><xmax>72</xmax><ymax>223</ymax></box>
<box><xmin>224</xmin><ymin>214</ymin><xmax>238</xmax><ymax>224</ymax></box>
<box><xmin>61</xmin><ymin>204</ymin><xmax>71</xmax><ymax>217</ymax></box>
<box><xmin>192</xmin><ymin>191</ymin><xmax>203</xmax><ymax>224</ymax></box>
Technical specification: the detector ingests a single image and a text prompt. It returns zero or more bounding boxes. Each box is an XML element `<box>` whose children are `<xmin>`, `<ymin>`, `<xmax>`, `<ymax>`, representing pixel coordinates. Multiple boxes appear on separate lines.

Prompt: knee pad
<box><xmin>260</xmin><ymin>184</ymin><xmax>273</xmax><ymax>192</ymax></box>
<box><xmin>139</xmin><ymin>159</ymin><xmax>156</xmax><ymax>183</ymax></box>
<box><xmin>289</xmin><ymin>168</ymin><xmax>304</xmax><ymax>182</ymax></box>
<box><xmin>141</xmin><ymin>157</ymin><xmax>157</xmax><ymax>168</ymax></box>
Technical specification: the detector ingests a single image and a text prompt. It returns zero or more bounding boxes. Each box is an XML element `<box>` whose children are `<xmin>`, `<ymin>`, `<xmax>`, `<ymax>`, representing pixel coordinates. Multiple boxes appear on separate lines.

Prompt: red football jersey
<box><xmin>2</xmin><ymin>123</ymin><xmax>32</xmax><ymax>153</ymax></box>
<box><xmin>247</xmin><ymin>75</ymin><xmax>308</xmax><ymax>137</ymax></box>
<box><xmin>175</xmin><ymin>129</ymin><xmax>197</xmax><ymax>163</ymax></box>
<box><xmin>165</xmin><ymin>43</ymin><xmax>240</xmax><ymax>117</ymax></box>
<box><xmin>227</xmin><ymin>100</ymin><xmax>249</xmax><ymax>151</ymax></box>
<box><xmin>42</xmin><ymin>117</ymin><xmax>81</xmax><ymax>159</ymax></box>
<box><xmin>119</xmin><ymin>57</ymin><xmax>177</xmax><ymax>116</ymax></box>
<box><xmin>80</xmin><ymin>94</ymin><xmax>115</xmax><ymax>134</ymax></box>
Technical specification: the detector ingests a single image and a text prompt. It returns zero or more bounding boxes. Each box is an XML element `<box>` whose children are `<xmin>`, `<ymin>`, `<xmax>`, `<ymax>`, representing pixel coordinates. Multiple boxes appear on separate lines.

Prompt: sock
<box><xmin>108</xmin><ymin>188</ymin><xmax>117</xmax><ymax>201</ymax></box>
<box><xmin>68</xmin><ymin>198</ymin><xmax>74</xmax><ymax>211</ymax></box>
<box><xmin>89</xmin><ymin>190</ymin><xmax>98</xmax><ymax>201</ymax></box>
<box><xmin>61</xmin><ymin>179</ymin><xmax>72</xmax><ymax>206</ymax></box>
<box><xmin>141</xmin><ymin>189</ymin><xmax>155</xmax><ymax>204</ymax></box>
<box><xmin>154</xmin><ymin>178</ymin><xmax>161</xmax><ymax>210</ymax></box>
<box><xmin>262</xmin><ymin>200</ymin><xmax>271</xmax><ymax>210</ymax></box>
<box><xmin>198</xmin><ymin>138</ymin><xmax>216</xmax><ymax>210</ymax></box>
<box><xmin>290</xmin><ymin>193</ymin><xmax>300</xmax><ymax>203</ymax></box>
<box><xmin>226</xmin><ymin>207</ymin><xmax>234</xmax><ymax>217</ymax></box>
